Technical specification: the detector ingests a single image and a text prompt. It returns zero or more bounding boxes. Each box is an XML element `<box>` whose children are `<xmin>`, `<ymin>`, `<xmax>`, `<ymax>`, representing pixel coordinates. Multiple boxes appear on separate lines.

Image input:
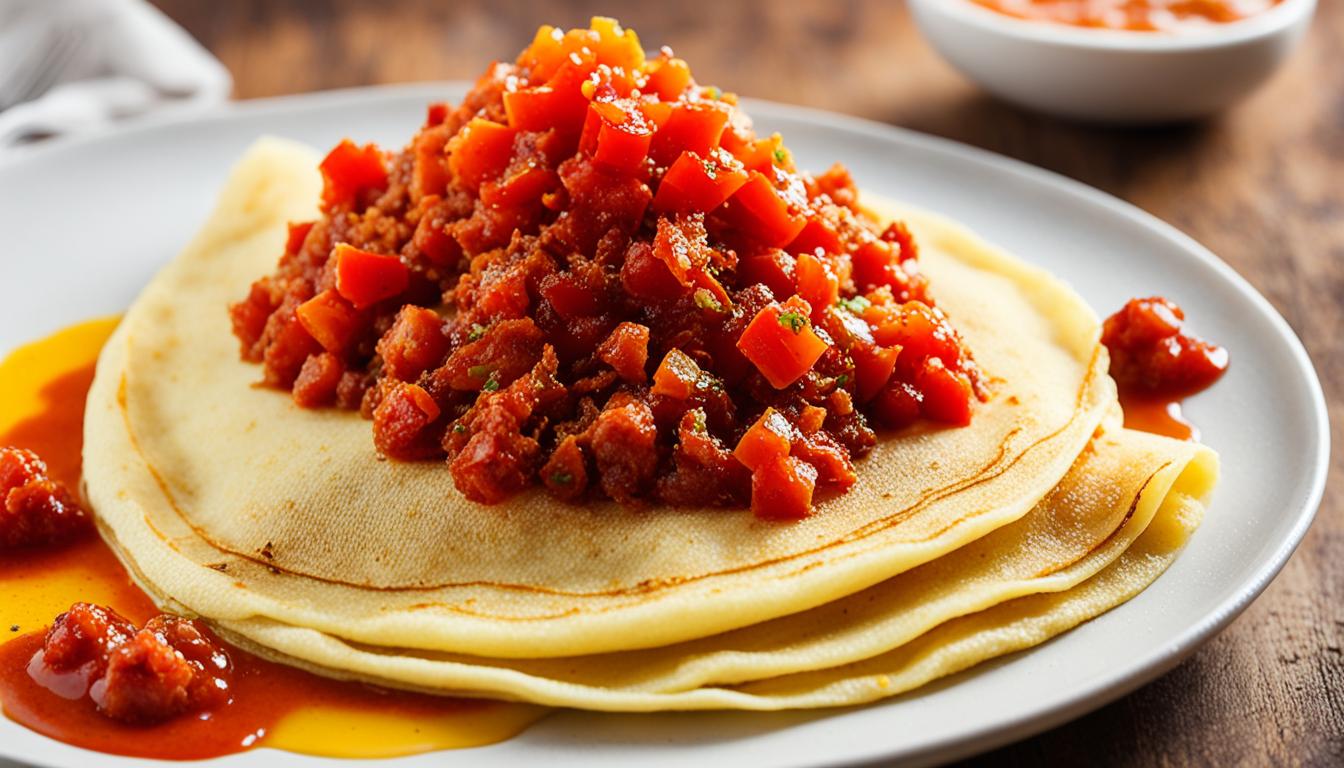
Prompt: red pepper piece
<box><xmin>725</xmin><ymin>170</ymin><xmax>808</xmax><ymax>248</ymax></box>
<box><xmin>581</xmin><ymin>99</ymin><xmax>654</xmax><ymax>174</ymax></box>
<box><xmin>334</xmin><ymin>244</ymin><xmax>410</xmax><ymax>310</ymax></box>
<box><xmin>295</xmin><ymin>289</ymin><xmax>363</xmax><ymax>353</ymax></box>
<box><xmin>733</xmin><ymin>407</ymin><xmax>794</xmax><ymax>471</ymax></box>
<box><xmin>319</xmin><ymin>139</ymin><xmax>387</xmax><ymax>209</ymax></box>
<box><xmin>736</xmin><ymin>296</ymin><xmax>830</xmax><ymax>389</ymax></box>
<box><xmin>650</xmin><ymin>349</ymin><xmax>704</xmax><ymax>400</ymax></box>
<box><xmin>751</xmin><ymin>454</ymin><xmax>818</xmax><ymax>520</ymax></box>
<box><xmin>448</xmin><ymin>118</ymin><xmax>517</xmax><ymax>189</ymax></box>
<box><xmin>794</xmin><ymin>253</ymin><xmax>839</xmax><ymax>321</ymax></box>
<box><xmin>917</xmin><ymin>357</ymin><xmax>974</xmax><ymax>426</ymax></box>
<box><xmin>853</xmin><ymin>343</ymin><xmax>902</xmax><ymax>404</ymax></box>
<box><xmin>649</xmin><ymin>102</ymin><xmax>730</xmax><ymax>167</ymax></box>
<box><xmin>653</xmin><ymin>149</ymin><xmax>748</xmax><ymax>214</ymax></box>
<box><xmin>284</xmin><ymin>221</ymin><xmax>315</xmax><ymax>255</ymax></box>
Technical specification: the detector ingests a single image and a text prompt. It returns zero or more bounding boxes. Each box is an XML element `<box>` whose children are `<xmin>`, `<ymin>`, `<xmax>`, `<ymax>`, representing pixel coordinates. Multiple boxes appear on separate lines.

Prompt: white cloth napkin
<box><xmin>0</xmin><ymin>0</ymin><xmax>231</xmax><ymax>150</ymax></box>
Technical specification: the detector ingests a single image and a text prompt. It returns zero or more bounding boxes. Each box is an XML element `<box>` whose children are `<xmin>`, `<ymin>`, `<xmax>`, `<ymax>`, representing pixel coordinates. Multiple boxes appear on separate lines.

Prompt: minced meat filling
<box><xmin>230</xmin><ymin>17</ymin><xmax>984</xmax><ymax>519</ymax></box>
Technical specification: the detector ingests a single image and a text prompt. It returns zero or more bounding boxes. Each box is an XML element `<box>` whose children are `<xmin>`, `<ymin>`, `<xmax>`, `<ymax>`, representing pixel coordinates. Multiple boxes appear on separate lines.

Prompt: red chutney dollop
<box><xmin>1102</xmin><ymin>297</ymin><xmax>1228</xmax><ymax>395</ymax></box>
<box><xmin>30</xmin><ymin>603</ymin><xmax>231</xmax><ymax>724</ymax></box>
<box><xmin>972</xmin><ymin>0</ymin><xmax>1284</xmax><ymax>32</ymax></box>
<box><xmin>0</xmin><ymin>447</ymin><xmax>92</xmax><ymax>549</ymax></box>
<box><xmin>230</xmin><ymin>17</ymin><xmax>985</xmax><ymax>520</ymax></box>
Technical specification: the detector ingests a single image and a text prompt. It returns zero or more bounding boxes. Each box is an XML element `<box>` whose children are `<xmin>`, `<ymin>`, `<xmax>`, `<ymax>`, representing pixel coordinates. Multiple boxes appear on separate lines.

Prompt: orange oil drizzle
<box><xmin>0</xmin><ymin>318</ymin><xmax>546</xmax><ymax>760</ymax></box>
<box><xmin>1118</xmin><ymin>393</ymin><xmax>1197</xmax><ymax>441</ymax></box>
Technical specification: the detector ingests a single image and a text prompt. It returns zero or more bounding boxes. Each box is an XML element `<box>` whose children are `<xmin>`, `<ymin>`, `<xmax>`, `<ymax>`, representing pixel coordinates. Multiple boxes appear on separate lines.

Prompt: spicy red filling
<box><xmin>31</xmin><ymin>603</ymin><xmax>232</xmax><ymax>724</ymax></box>
<box><xmin>229</xmin><ymin>17</ymin><xmax>984</xmax><ymax>519</ymax></box>
<box><xmin>1102</xmin><ymin>297</ymin><xmax>1228</xmax><ymax>396</ymax></box>
<box><xmin>0</xmin><ymin>447</ymin><xmax>92</xmax><ymax>549</ymax></box>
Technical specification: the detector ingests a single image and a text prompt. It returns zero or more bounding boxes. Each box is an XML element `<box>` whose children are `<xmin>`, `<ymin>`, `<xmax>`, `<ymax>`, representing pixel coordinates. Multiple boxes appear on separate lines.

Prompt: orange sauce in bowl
<box><xmin>971</xmin><ymin>0</ymin><xmax>1285</xmax><ymax>32</ymax></box>
<box><xmin>0</xmin><ymin>319</ymin><xmax>547</xmax><ymax>760</ymax></box>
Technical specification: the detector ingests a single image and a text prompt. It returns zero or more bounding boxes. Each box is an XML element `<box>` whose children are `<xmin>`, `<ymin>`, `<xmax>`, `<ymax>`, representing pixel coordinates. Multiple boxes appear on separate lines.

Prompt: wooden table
<box><xmin>154</xmin><ymin>1</ymin><xmax>1343</xmax><ymax>764</ymax></box>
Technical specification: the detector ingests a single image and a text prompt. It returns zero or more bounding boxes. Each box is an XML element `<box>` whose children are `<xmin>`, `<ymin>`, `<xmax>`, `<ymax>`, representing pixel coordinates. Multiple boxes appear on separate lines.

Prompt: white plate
<box><xmin>0</xmin><ymin>84</ymin><xmax>1328</xmax><ymax>768</ymax></box>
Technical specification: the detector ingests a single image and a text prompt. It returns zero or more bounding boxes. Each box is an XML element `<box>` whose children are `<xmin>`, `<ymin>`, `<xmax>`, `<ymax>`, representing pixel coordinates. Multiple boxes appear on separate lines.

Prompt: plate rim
<box><xmin>0</xmin><ymin>83</ymin><xmax>1330</xmax><ymax>768</ymax></box>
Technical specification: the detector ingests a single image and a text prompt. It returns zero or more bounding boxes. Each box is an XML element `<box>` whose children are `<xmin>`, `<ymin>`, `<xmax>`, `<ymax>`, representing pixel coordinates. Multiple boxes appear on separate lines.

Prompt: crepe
<box><xmin>202</xmin><ymin>421</ymin><xmax>1214</xmax><ymax>710</ymax></box>
<box><xmin>83</xmin><ymin>139</ymin><xmax>1117</xmax><ymax>659</ymax></box>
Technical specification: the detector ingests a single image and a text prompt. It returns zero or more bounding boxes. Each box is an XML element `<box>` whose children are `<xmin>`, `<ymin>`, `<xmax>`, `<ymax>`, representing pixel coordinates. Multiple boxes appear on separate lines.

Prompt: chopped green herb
<box><xmin>468</xmin><ymin>364</ymin><xmax>491</xmax><ymax>379</ymax></box>
<box><xmin>702</xmin><ymin>158</ymin><xmax>717</xmax><ymax>179</ymax></box>
<box><xmin>467</xmin><ymin>323</ymin><xmax>489</xmax><ymax>342</ymax></box>
<box><xmin>773</xmin><ymin>147</ymin><xmax>788</xmax><ymax>165</ymax></box>
<box><xmin>706</xmin><ymin>86</ymin><xmax>722</xmax><ymax>101</ymax></box>
<box><xmin>452</xmin><ymin>423</ymin><xmax>467</xmax><ymax>434</ymax></box>
<box><xmin>691</xmin><ymin>411</ymin><xmax>707</xmax><ymax>433</ymax></box>
<box><xmin>835</xmin><ymin>374</ymin><xmax>850</xmax><ymax>388</ymax></box>
<box><xmin>777</xmin><ymin>310</ymin><xmax>808</xmax><ymax>334</ymax></box>
<box><xmin>551</xmin><ymin>471</ymin><xmax>574</xmax><ymax>486</ymax></box>
<box><xmin>482</xmin><ymin>374</ymin><xmax>500</xmax><ymax>392</ymax></box>
<box><xmin>837</xmin><ymin>295</ymin><xmax>871</xmax><ymax>314</ymax></box>
<box><xmin>694</xmin><ymin>288</ymin><xmax>723</xmax><ymax>312</ymax></box>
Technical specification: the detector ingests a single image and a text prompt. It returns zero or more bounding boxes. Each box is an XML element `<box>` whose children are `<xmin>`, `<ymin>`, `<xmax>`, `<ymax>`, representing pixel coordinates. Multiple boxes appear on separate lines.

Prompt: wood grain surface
<box><xmin>152</xmin><ymin>1</ymin><xmax>1343</xmax><ymax>764</ymax></box>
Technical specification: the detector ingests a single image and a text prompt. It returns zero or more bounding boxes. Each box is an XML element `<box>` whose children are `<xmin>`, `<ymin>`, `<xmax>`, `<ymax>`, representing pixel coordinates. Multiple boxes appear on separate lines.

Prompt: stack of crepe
<box><xmin>82</xmin><ymin>139</ymin><xmax>1217</xmax><ymax>711</ymax></box>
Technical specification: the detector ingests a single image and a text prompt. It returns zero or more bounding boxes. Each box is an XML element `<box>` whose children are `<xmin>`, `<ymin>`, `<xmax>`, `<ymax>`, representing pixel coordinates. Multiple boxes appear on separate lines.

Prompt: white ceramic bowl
<box><xmin>908</xmin><ymin>0</ymin><xmax>1316</xmax><ymax>123</ymax></box>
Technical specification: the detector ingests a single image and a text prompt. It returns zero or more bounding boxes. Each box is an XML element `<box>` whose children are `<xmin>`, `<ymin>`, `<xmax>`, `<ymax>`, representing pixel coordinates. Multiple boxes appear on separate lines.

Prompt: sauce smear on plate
<box><xmin>972</xmin><ymin>0</ymin><xmax>1284</xmax><ymax>32</ymax></box>
<box><xmin>1101</xmin><ymin>297</ymin><xmax>1228</xmax><ymax>440</ymax></box>
<box><xmin>0</xmin><ymin>319</ymin><xmax>544</xmax><ymax>760</ymax></box>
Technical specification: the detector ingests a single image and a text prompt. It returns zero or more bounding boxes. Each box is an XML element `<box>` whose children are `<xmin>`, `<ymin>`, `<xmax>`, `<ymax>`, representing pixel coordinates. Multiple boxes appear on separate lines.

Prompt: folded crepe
<box><xmin>81</xmin><ymin>140</ymin><xmax>1216</xmax><ymax>709</ymax></box>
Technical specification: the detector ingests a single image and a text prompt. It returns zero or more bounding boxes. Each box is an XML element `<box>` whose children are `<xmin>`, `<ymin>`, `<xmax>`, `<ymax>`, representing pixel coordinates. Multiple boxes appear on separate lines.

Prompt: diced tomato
<box><xmin>481</xmin><ymin>166</ymin><xmax>559</xmax><ymax>207</ymax></box>
<box><xmin>621</xmin><ymin>241</ymin><xmax>687</xmax><ymax>301</ymax></box>
<box><xmin>788</xmin><ymin>217</ymin><xmax>843</xmax><ymax>257</ymax></box>
<box><xmin>426</xmin><ymin>102</ymin><xmax>449</xmax><ymax>127</ymax></box>
<box><xmin>724</xmin><ymin>170</ymin><xmax>807</xmax><ymax>248</ymax></box>
<box><xmin>649</xmin><ymin>102</ymin><xmax>730</xmax><ymax>167</ymax></box>
<box><xmin>334</xmin><ymin>244</ymin><xmax>410</xmax><ymax>310</ymax></box>
<box><xmin>651</xmin><ymin>349</ymin><xmax>703</xmax><ymax>399</ymax></box>
<box><xmin>879</xmin><ymin>220</ymin><xmax>920</xmax><ymax>261</ymax></box>
<box><xmin>597</xmin><ymin>322</ymin><xmax>650</xmax><ymax>383</ymax></box>
<box><xmin>794</xmin><ymin>253</ymin><xmax>839</xmax><ymax>321</ymax></box>
<box><xmin>518</xmin><ymin>25</ymin><xmax>571</xmax><ymax>83</ymax></box>
<box><xmin>589</xmin><ymin>16</ymin><xmax>645</xmax><ymax>72</ymax></box>
<box><xmin>540</xmin><ymin>273</ymin><xmax>602</xmax><ymax>319</ymax></box>
<box><xmin>798</xmin><ymin>405</ymin><xmax>827</xmax><ymax>434</ymax></box>
<box><xmin>653</xmin><ymin>149</ymin><xmax>748</xmax><ymax>214</ymax></box>
<box><xmin>736</xmin><ymin>296</ymin><xmax>830</xmax><ymax>389</ymax></box>
<box><xmin>372</xmin><ymin>382</ymin><xmax>443</xmax><ymax>460</ymax></box>
<box><xmin>872</xmin><ymin>380</ymin><xmax>923</xmax><ymax>430</ymax></box>
<box><xmin>733</xmin><ymin>408</ymin><xmax>794</xmax><ymax>471</ymax></box>
<box><xmin>852</xmin><ymin>237</ymin><xmax>926</xmax><ymax>301</ymax></box>
<box><xmin>733</xmin><ymin>133</ymin><xmax>787</xmax><ymax>175</ymax></box>
<box><xmin>870</xmin><ymin>301</ymin><xmax>963</xmax><ymax>371</ymax></box>
<box><xmin>377</xmin><ymin>306</ymin><xmax>449</xmax><ymax>382</ymax></box>
<box><xmin>853</xmin><ymin>343</ymin><xmax>901</xmax><ymax>404</ymax></box>
<box><xmin>285</xmin><ymin>221</ymin><xmax>315</xmax><ymax>255</ymax></box>
<box><xmin>296</xmin><ymin>289</ymin><xmax>363</xmax><ymax>352</ymax></box>
<box><xmin>448</xmin><ymin>118</ymin><xmax>517</xmax><ymax>188</ymax></box>
<box><xmin>644</xmin><ymin>53</ymin><xmax>692</xmax><ymax>100</ymax></box>
<box><xmin>581</xmin><ymin>99</ymin><xmax>653</xmax><ymax>173</ymax></box>
<box><xmin>319</xmin><ymin>140</ymin><xmax>387</xmax><ymax>209</ymax></box>
<box><xmin>790</xmin><ymin>431</ymin><xmax>856</xmax><ymax>489</ymax></box>
<box><xmin>503</xmin><ymin>63</ymin><xmax>591</xmax><ymax>138</ymax></box>
<box><xmin>737</xmin><ymin>247</ymin><xmax>796</xmax><ymax>299</ymax></box>
<box><xmin>751</xmin><ymin>455</ymin><xmax>818</xmax><ymax>520</ymax></box>
<box><xmin>917</xmin><ymin>358</ymin><xmax>974</xmax><ymax>425</ymax></box>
